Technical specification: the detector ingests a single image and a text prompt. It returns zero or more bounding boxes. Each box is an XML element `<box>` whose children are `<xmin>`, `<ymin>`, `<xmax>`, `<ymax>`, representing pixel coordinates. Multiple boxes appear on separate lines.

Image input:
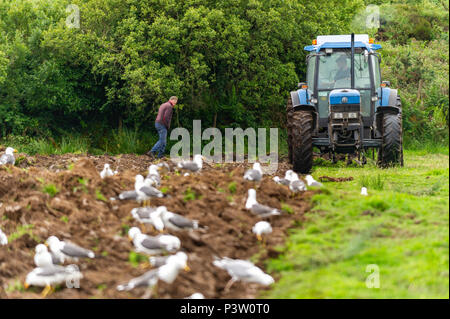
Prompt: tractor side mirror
<box><xmin>381</xmin><ymin>81</ymin><xmax>390</xmax><ymax>87</ymax></box>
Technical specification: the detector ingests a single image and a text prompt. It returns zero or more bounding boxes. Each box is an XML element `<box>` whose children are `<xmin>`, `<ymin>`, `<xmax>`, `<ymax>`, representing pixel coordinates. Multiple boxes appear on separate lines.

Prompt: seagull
<box><xmin>128</xmin><ymin>227</ymin><xmax>180</xmax><ymax>255</ymax></box>
<box><xmin>34</xmin><ymin>244</ymin><xmax>54</xmax><ymax>267</ymax></box>
<box><xmin>46</xmin><ymin>236</ymin><xmax>95</xmax><ymax>263</ymax></box>
<box><xmin>147</xmin><ymin>251</ymin><xmax>189</xmax><ymax>268</ymax></box>
<box><xmin>244</xmin><ymin>162</ymin><xmax>263</xmax><ymax>181</ymax></box>
<box><xmin>25</xmin><ymin>264</ymin><xmax>82</xmax><ymax>297</ymax></box>
<box><xmin>0</xmin><ymin>228</ymin><xmax>8</xmax><ymax>245</ymax></box>
<box><xmin>252</xmin><ymin>221</ymin><xmax>272</xmax><ymax>241</ymax></box>
<box><xmin>305</xmin><ymin>175</ymin><xmax>323</xmax><ymax>187</ymax></box>
<box><xmin>158</xmin><ymin>206</ymin><xmax>199</xmax><ymax>232</ymax></box>
<box><xmin>213</xmin><ymin>257</ymin><xmax>274</xmax><ymax>291</ymax></box>
<box><xmin>361</xmin><ymin>187</ymin><xmax>368</xmax><ymax>196</ymax></box>
<box><xmin>157</xmin><ymin>162</ymin><xmax>171</xmax><ymax>172</ymax></box>
<box><xmin>135</xmin><ymin>175</ymin><xmax>165</xmax><ymax>206</ymax></box>
<box><xmin>145</xmin><ymin>164</ymin><xmax>161</xmax><ymax>187</ymax></box>
<box><xmin>177</xmin><ymin>154</ymin><xmax>203</xmax><ymax>173</ymax></box>
<box><xmin>100</xmin><ymin>163</ymin><xmax>115</xmax><ymax>179</ymax></box>
<box><xmin>117</xmin><ymin>252</ymin><xmax>189</xmax><ymax>295</ymax></box>
<box><xmin>113</xmin><ymin>190</ymin><xmax>139</xmax><ymax>201</ymax></box>
<box><xmin>185</xmin><ymin>292</ymin><xmax>205</xmax><ymax>299</ymax></box>
<box><xmin>273</xmin><ymin>170</ymin><xmax>292</xmax><ymax>186</ymax></box>
<box><xmin>0</xmin><ymin>147</ymin><xmax>17</xmax><ymax>165</ymax></box>
<box><xmin>245</xmin><ymin>189</ymin><xmax>281</xmax><ymax>218</ymax></box>
<box><xmin>131</xmin><ymin>207</ymin><xmax>164</xmax><ymax>232</ymax></box>
<box><xmin>286</xmin><ymin>171</ymin><xmax>307</xmax><ymax>192</ymax></box>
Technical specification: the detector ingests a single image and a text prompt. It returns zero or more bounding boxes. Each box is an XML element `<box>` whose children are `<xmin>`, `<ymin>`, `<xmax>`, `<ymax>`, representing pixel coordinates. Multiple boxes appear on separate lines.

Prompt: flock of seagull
<box><xmin>0</xmin><ymin>147</ymin><xmax>367</xmax><ymax>298</ymax></box>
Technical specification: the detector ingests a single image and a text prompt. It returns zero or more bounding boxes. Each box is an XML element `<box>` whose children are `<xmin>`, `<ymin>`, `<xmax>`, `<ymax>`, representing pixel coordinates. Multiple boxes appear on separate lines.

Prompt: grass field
<box><xmin>264</xmin><ymin>148</ymin><xmax>449</xmax><ymax>298</ymax></box>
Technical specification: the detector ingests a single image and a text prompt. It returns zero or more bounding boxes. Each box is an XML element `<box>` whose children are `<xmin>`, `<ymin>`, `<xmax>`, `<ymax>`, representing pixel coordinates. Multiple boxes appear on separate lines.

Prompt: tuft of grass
<box><xmin>359</xmin><ymin>174</ymin><xmax>385</xmax><ymax>190</ymax></box>
<box><xmin>95</xmin><ymin>189</ymin><xmax>107</xmax><ymax>202</ymax></box>
<box><xmin>128</xmin><ymin>251</ymin><xmax>148</xmax><ymax>267</ymax></box>
<box><xmin>42</xmin><ymin>183</ymin><xmax>60</xmax><ymax>197</ymax></box>
<box><xmin>183</xmin><ymin>187</ymin><xmax>197</xmax><ymax>202</ymax></box>
<box><xmin>281</xmin><ymin>203</ymin><xmax>294</xmax><ymax>214</ymax></box>
<box><xmin>60</xmin><ymin>216</ymin><xmax>69</xmax><ymax>223</ymax></box>
<box><xmin>160</xmin><ymin>186</ymin><xmax>169</xmax><ymax>194</ymax></box>
<box><xmin>120</xmin><ymin>224</ymin><xmax>130</xmax><ymax>236</ymax></box>
<box><xmin>228</xmin><ymin>181</ymin><xmax>237</xmax><ymax>194</ymax></box>
<box><xmin>5</xmin><ymin>280</ymin><xmax>26</xmax><ymax>293</ymax></box>
<box><xmin>8</xmin><ymin>224</ymin><xmax>35</xmax><ymax>242</ymax></box>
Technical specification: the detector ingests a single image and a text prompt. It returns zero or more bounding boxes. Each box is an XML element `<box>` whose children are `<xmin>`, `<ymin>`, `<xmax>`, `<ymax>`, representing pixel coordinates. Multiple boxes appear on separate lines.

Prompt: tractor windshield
<box><xmin>317</xmin><ymin>49</ymin><xmax>371</xmax><ymax>90</ymax></box>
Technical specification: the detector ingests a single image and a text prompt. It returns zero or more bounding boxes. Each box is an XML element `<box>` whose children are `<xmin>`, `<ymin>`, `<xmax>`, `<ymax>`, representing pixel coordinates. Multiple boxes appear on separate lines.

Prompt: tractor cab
<box><xmin>287</xmin><ymin>34</ymin><xmax>403</xmax><ymax>173</ymax></box>
<box><xmin>304</xmin><ymin>34</ymin><xmax>381</xmax><ymax>128</ymax></box>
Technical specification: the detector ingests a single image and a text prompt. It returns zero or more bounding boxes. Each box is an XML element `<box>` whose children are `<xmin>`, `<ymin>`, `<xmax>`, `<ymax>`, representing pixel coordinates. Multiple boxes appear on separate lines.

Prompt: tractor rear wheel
<box><xmin>287</xmin><ymin>102</ymin><xmax>313</xmax><ymax>173</ymax></box>
<box><xmin>378</xmin><ymin>111</ymin><xmax>403</xmax><ymax>167</ymax></box>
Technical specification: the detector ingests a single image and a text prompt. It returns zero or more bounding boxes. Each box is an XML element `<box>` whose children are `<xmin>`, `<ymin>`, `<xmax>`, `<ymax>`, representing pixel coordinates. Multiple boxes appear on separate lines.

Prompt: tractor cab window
<box><xmin>317</xmin><ymin>49</ymin><xmax>372</xmax><ymax>90</ymax></box>
<box><xmin>354</xmin><ymin>50</ymin><xmax>371</xmax><ymax>89</ymax></box>
<box><xmin>371</xmin><ymin>54</ymin><xmax>381</xmax><ymax>87</ymax></box>
<box><xmin>317</xmin><ymin>52</ymin><xmax>351</xmax><ymax>89</ymax></box>
<box><xmin>306</xmin><ymin>55</ymin><xmax>316</xmax><ymax>91</ymax></box>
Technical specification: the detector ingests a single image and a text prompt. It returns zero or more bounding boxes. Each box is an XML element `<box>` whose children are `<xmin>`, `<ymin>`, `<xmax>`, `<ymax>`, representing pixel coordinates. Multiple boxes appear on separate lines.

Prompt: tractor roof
<box><xmin>304</xmin><ymin>34</ymin><xmax>381</xmax><ymax>52</ymax></box>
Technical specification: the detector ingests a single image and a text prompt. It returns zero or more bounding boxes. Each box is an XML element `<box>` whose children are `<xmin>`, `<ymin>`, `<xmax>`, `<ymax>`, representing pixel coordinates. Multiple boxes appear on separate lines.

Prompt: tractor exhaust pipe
<box><xmin>351</xmin><ymin>33</ymin><xmax>355</xmax><ymax>89</ymax></box>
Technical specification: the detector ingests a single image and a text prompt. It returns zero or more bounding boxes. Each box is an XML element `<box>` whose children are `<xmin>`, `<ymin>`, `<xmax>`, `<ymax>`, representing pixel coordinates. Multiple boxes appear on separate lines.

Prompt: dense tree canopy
<box><xmin>0</xmin><ymin>0</ymin><xmax>448</xmax><ymax>148</ymax></box>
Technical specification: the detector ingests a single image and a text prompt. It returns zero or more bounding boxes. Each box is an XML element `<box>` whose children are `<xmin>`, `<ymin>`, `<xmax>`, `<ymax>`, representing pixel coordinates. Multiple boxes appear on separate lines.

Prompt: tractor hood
<box><xmin>329</xmin><ymin>89</ymin><xmax>360</xmax><ymax>105</ymax></box>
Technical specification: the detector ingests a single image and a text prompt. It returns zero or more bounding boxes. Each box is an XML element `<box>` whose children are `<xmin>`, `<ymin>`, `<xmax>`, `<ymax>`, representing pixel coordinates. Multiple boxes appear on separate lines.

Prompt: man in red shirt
<box><xmin>147</xmin><ymin>96</ymin><xmax>178</xmax><ymax>159</ymax></box>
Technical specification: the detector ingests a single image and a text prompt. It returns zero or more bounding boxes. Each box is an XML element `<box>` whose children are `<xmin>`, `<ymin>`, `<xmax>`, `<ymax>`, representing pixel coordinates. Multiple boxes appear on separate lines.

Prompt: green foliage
<box><xmin>281</xmin><ymin>203</ymin><xmax>294</xmax><ymax>214</ymax></box>
<box><xmin>128</xmin><ymin>251</ymin><xmax>148</xmax><ymax>267</ymax></box>
<box><xmin>227</xmin><ymin>181</ymin><xmax>237</xmax><ymax>194</ymax></box>
<box><xmin>42</xmin><ymin>183</ymin><xmax>60</xmax><ymax>197</ymax></box>
<box><xmin>0</xmin><ymin>0</ymin><xmax>359</xmax><ymax>139</ymax></box>
<box><xmin>183</xmin><ymin>187</ymin><xmax>197</xmax><ymax>202</ymax></box>
<box><xmin>95</xmin><ymin>189</ymin><xmax>107</xmax><ymax>202</ymax></box>
<box><xmin>372</xmin><ymin>1</ymin><xmax>449</xmax><ymax>147</ymax></box>
<box><xmin>8</xmin><ymin>224</ymin><xmax>35</xmax><ymax>242</ymax></box>
<box><xmin>359</xmin><ymin>174</ymin><xmax>385</xmax><ymax>190</ymax></box>
<box><xmin>0</xmin><ymin>0</ymin><xmax>447</xmax><ymax>151</ymax></box>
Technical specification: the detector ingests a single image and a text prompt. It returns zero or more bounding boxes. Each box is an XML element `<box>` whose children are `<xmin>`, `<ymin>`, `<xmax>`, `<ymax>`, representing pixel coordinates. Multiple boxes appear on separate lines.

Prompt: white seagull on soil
<box><xmin>158</xmin><ymin>206</ymin><xmax>199</xmax><ymax>232</ymax></box>
<box><xmin>305</xmin><ymin>175</ymin><xmax>323</xmax><ymax>187</ymax></box>
<box><xmin>252</xmin><ymin>221</ymin><xmax>273</xmax><ymax>241</ymax></box>
<box><xmin>128</xmin><ymin>227</ymin><xmax>180</xmax><ymax>255</ymax></box>
<box><xmin>45</xmin><ymin>236</ymin><xmax>95</xmax><ymax>263</ymax></box>
<box><xmin>244</xmin><ymin>162</ymin><xmax>263</xmax><ymax>182</ymax></box>
<box><xmin>0</xmin><ymin>228</ymin><xmax>8</xmax><ymax>245</ymax></box>
<box><xmin>245</xmin><ymin>189</ymin><xmax>281</xmax><ymax>218</ymax></box>
<box><xmin>100</xmin><ymin>163</ymin><xmax>115</xmax><ymax>179</ymax></box>
<box><xmin>177</xmin><ymin>154</ymin><xmax>203</xmax><ymax>173</ymax></box>
<box><xmin>213</xmin><ymin>257</ymin><xmax>274</xmax><ymax>291</ymax></box>
<box><xmin>0</xmin><ymin>147</ymin><xmax>17</xmax><ymax>165</ymax></box>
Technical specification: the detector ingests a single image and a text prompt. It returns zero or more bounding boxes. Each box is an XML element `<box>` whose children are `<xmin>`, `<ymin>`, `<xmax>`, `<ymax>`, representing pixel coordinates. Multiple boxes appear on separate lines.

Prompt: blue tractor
<box><xmin>287</xmin><ymin>33</ymin><xmax>403</xmax><ymax>173</ymax></box>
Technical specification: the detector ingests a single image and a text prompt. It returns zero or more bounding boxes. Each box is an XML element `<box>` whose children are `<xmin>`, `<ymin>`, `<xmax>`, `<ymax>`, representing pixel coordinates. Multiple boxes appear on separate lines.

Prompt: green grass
<box><xmin>263</xmin><ymin>150</ymin><xmax>449</xmax><ymax>298</ymax></box>
<box><xmin>183</xmin><ymin>187</ymin><xmax>197</xmax><ymax>202</ymax></box>
<box><xmin>8</xmin><ymin>224</ymin><xmax>36</xmax><ymax>242</ymax></box>
<box><xmin>42</xmin><ymin>183</ymin><xmax>60</xmax><ymax>197</ymax></box>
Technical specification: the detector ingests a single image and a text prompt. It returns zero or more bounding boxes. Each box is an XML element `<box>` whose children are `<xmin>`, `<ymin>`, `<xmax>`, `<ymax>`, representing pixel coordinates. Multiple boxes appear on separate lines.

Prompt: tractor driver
<box><xmin>334</xmin><ymin>54</ymin><xmax>350</xmax><ymax>83</ymax></box>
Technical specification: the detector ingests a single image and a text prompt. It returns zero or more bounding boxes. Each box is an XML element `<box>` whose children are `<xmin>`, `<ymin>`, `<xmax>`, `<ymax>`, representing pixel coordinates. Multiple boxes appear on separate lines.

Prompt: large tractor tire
<box><xmin>378</xmin><ymin>111</ymin><xmax>403</xmax><ymax>167</ymax></box>
<box><xmin>287</xmin><ymin>99</ymin><xmax>313</xmax><ymax>173</ymax></box>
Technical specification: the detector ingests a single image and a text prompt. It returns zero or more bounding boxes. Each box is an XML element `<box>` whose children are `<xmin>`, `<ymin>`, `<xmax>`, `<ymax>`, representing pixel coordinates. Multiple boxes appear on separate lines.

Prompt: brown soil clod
<box><xmin>319</xmin><ymin>176</ymin><xmax>354</xmax><ymax>182</ymax></box>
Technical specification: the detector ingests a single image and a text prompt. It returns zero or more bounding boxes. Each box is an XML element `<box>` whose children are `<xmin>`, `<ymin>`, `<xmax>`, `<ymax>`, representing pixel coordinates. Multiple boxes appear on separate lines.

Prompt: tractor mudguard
<box><xmin>375</xmin><ymin>87</ymin><xmax>401</xmax><ymax>113</ymax></box>
<box><xmin>375</xmin><ymin>87</ymin><xmax>401</xmax><ymax>134</ymax></box>
<box><xmin>290</xmin><ymin>90</ymin><xmax>318</xmax><ymax>132</ymax></box>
